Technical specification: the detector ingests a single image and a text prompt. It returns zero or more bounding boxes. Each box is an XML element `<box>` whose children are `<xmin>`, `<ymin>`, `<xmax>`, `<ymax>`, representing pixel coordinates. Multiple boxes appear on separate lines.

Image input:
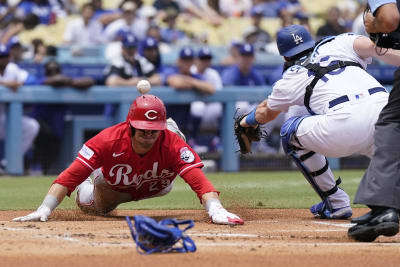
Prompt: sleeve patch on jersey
<box><xmin>79</xmin><ymin>144</ymin><xmax>94</xmax><ymax>160</ymax></box>
<box><xmin>180</xmin><ymin>147</ymin><xmax>195</xmax><ymax>163</ymax></box>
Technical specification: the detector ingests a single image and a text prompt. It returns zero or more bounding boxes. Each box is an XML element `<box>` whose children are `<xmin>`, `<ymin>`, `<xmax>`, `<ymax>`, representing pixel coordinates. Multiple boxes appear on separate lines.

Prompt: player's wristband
<box><xmin>245</xmin><ymin>108</ymin><xmax>259</xmax><ymax>126</ymax></box>
<box><xmin>39</xmin><ymin>195</ymin><xmax>59</xmax><ymax>213</ymax></box>
<box><xmin>204</xmin><ymin>198</ymin><xmax>223</xmax><ymax>217</ymax></box>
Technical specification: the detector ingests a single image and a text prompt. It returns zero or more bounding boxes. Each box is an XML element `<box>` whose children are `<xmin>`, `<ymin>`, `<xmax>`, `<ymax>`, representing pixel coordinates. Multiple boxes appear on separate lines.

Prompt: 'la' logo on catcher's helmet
<box><xmin>127</xmin><ymin>95</ymin><xmax>167</xmax><ymax>130</ymax></box>
<box><xmin>277</xmin><ymin>25</ymin><xmax>315</xmax><ymax>57</ymax></box>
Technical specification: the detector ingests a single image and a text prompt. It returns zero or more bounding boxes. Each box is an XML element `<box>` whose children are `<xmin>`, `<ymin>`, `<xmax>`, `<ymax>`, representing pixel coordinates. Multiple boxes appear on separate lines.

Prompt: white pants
<box><xmin>0</xmin><ymin>113</ymin><xmax>40</xmax><ymax>155</ymax></box>
<box><xmin>292</xmin><ymin>93</ymin><xmax>388</xmax><ymax>208</ymax></box>
<box><xmin>76</xmin><ymin>169</ymin><xmax>174</xmax><ymax>215</ymax></box>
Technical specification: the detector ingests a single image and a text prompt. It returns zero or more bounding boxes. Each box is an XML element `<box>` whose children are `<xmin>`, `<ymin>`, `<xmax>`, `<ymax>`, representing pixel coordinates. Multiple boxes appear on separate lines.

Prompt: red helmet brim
<box><xmin>130</xmin><ymin>120</ymin><xmax>167</xmax><ymax>130</ymax></box>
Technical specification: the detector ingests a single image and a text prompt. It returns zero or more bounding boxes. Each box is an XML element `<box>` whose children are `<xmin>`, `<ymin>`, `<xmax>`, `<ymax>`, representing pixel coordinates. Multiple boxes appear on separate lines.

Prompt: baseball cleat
<box><xmin>310</xmin><ymin>201</ymin><xmax>352</xmax><ymax>219</ymax></box>
<box><xmin>348</xmin><ymin>208</ymin><xmax>399</xmax><ymax>242</ymax></box>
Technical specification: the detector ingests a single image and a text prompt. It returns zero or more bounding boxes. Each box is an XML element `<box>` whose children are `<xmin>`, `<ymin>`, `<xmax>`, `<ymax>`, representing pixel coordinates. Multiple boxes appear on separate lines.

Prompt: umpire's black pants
<box><xmin>354</xmin><ymin>68</ymin><xmax>400</xmax><ymax>209</ymax></box>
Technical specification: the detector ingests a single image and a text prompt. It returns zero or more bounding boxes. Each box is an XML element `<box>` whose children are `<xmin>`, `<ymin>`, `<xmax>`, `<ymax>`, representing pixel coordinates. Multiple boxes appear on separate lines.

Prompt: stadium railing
<box><xmin>0</xmin><ymin>85</ymin><xmax>269</xmax><ymax>175</ymax></box>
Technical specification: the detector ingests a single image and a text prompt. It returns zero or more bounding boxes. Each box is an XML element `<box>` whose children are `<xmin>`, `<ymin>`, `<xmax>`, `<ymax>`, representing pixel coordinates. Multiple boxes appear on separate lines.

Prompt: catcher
<box><xmin>13</xmin><ymin>95</ymin><xmax>244</xmax><ymax>225</ymax></box>
<box><xmin>236</xmin><ymin>24</ymin><xmax>400</xmax><ymax>220</ymax></box>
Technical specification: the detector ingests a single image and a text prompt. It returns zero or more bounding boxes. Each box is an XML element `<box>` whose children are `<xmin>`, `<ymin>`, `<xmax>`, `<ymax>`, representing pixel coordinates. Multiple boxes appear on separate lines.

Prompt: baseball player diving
<box><xmin>13</xmin><ymin>95</ymin><xmax>244</xmax><ymax>225</ymax></box>
<box><xmin>239</xmin><ymin>24</ymin><xmax>400</xmax><ymax>219</ymax></box>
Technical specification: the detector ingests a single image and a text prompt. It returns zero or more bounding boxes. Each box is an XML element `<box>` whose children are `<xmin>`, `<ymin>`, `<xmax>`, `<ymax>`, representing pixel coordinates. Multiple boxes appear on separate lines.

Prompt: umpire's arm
<box><xmin>240</xmin><ymin>99</ymin><xmax>281</xmax><ymax>127</ymax></box>
<box><xmin>354</xmin><ymin>36</ymin><xmax>400</xmax><ymax>66</ymax></box>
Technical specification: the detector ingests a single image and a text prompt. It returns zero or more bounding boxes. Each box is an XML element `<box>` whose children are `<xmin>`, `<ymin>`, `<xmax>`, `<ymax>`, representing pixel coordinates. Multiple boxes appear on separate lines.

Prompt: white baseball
<box><xmin>137</xmin><ymin>80</ymin><xmax>151</xmax><ymax>94</ymax></box>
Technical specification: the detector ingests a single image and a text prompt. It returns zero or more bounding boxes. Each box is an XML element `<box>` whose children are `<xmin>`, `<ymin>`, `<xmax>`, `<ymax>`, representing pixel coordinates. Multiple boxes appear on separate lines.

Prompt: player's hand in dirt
<box><xmin>210</xmin><ymin>208</ymin><xmax>244</xmax><ymax>225</ymax></box>
<box><xmin>12</xmin><ymin>206</ymin><xmax>51</xmax><ymax>222</ymax></box>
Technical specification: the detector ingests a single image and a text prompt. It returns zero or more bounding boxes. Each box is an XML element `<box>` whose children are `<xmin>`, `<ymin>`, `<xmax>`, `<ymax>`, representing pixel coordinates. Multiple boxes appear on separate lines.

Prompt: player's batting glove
<box><xmin>210</xmin><ymin>208</ymin><xmax>244</xmax><ymax>225</ymax></box>
<box><xmin>12</xmin><ymin>205</ymin><xmax>51</xmax><ymax>222</ymax></box>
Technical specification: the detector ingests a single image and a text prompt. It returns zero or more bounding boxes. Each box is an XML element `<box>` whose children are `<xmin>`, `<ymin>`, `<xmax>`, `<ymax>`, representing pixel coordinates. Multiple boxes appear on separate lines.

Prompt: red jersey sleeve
<box><xmin>53</xmin><ymin>160</ymin><xmax>93</xmax><ymax>196</ymax></box>
<box><xmin>169</xmin><ymin>134</ymin><xmax>204</xmax><ymax>176</ymax></box>
<box><xmin>180</xmin><ymin>167</ymin><xmax>219</xmax><ymax>202</ymax></box>
<box><xmin>75</xmin><ymin>134</ymin><xmax>104</xmax><ymax>172</ymax></box>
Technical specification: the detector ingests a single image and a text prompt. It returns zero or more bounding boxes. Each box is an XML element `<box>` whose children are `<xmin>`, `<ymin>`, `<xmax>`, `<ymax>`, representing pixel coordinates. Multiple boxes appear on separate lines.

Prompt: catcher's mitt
<box><xmin>234</xmin><ymin>113</ymin><xmax>265</xmax><ymax>154</ymax></box>
<box><xmin>125</xmin><ymin>215</ymin><xmax>196</xmax><ymax>254</ymax></box>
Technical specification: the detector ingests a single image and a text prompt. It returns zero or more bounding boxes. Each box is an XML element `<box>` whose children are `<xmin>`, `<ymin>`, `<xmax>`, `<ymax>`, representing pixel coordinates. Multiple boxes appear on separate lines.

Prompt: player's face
<box><xmin>132</xmin><ymin>128</ymin><xmax>160</xmax><ymax>151</ymax></box>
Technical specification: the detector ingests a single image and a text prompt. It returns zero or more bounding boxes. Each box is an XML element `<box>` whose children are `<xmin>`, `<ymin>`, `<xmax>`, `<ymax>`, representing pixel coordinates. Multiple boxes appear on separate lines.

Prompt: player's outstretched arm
<box><xmin>12</xmin><ymin>183</ymin><xmax>68</xmax><ymax>222</ymax></box>
<box><xmin>354</xmin><ymin>35</ymin><xmax>400</xmax><ymax>66</ymax></box>
<box><xmin>180</xmin><ymin>167</ymin><xmax>244</xmax><ymax>225</ymax></box>
<box><xmin>202</xmin><ymin>192</ymin><xmax>244</xmax><ymax>225</ymax></box>
<box><xmin>240</xmin><ymin>99</ymin><xmax>281</xmax><ymax>127</ymax></box>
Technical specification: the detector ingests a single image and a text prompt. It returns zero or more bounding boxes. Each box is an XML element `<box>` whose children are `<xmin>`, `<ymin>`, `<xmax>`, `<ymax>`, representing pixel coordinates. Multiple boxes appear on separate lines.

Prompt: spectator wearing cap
<box><xmin>221</xmin><ymin>43</ymin><xmax>265</xmax><ymax>122</ymax></box>
<box><xmin>104</xmin><ymin>28</ymin><xmax>132</xmax><ymax>62</ymax></box>
<box><xmin>222</xmin><ymin>43</ymin><xmax>265</xmax><ymax>87</ymax></box>
<box><xmin>160</xmin><ymin>8</ymin><xmax>189</xmax><ymax>45</ymax></box>
<box><xmin>242</xmin><ymin>6</ymin><xmax>272</xmax><ymax>52</ymax></box>
<box><xmin>220</xmin><ymin>40</ymin><xmax>242</xmax><ymax>66</ymax></box>
<box><xmin>139</xmin><ymin>37</ymin><xmax>163</xmax><ymax>73</ymax></box>
<box><xmin>0</xmin><ymin>45</ymin><xmax>39</xmax><ymax>174</ymax></box>
<box><xmin>190</xmin><ymin>47</ymin><xmax>223</xmax><ymax>149</ymax></box>
<box><xmin>163</xmin><ymin>46</ymin><xmax>216</xmax><ymax>149</ymax></box>
<box><xmin>6</xmin><ymin>36</ymin><xmax>24</xmax><ymax>63</ymax></box>
<box><xmin>63</xmin><ymin>3</ymin><xmax>105</xmax><ymax>46</ymax></box>
<box><xmin>104</xmin><ymin>1</ymin><xmax>148</xmax><ymax>41</ymax></box>
<box><xmin>105</xmin><ymin>33</ymin><xmax>161</xmax><ymax>87</ymax></box>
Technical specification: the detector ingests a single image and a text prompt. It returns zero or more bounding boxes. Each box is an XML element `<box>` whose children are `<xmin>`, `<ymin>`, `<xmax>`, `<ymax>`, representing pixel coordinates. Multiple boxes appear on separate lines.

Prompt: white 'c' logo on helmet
<box><xmin>144</xmin><ymin>110</ymin><xmax>158</xmax><ymax>120</ymax></box>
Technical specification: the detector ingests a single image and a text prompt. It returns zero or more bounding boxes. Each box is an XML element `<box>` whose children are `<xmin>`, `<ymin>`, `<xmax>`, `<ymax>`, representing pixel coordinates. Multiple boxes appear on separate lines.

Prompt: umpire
<box><xmin>349</xmin><ymin>0</ymin><xmax>400</xmax><ymax>242</ymax></box>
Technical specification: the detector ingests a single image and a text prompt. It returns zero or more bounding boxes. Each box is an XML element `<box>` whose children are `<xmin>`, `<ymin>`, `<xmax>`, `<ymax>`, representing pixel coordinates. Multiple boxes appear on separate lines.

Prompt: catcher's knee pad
<box><xmin>280</xmin><ymin>115</ymin><xmax>309</xmax><ymax>154</ymax></box>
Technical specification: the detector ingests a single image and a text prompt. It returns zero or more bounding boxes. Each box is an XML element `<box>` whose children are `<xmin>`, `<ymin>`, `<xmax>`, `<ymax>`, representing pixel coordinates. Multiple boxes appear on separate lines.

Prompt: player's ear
<box><xmin>130</xmin><ymin>126</ymin><xmax>136</xmax><ymax>136</ymax></box>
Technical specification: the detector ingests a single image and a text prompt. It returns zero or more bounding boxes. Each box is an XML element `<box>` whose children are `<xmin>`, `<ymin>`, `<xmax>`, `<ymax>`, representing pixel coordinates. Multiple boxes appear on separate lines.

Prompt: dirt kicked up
<box><xmin>1</xmin><ymin>208</ymin><xmax>400</xmax><ymax>267</ymax></box>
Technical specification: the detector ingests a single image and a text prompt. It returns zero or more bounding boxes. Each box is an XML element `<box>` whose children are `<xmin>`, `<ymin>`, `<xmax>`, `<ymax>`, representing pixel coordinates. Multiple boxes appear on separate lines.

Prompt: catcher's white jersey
<box><xmin>267</xmin><ymin>33</ymin><xmax>386</xmax><ymax>115</ymax></box>
<box><xmin>268</xmin><ymin>33</ymin><xmax>389</xmax><ymax>159</ymax></box>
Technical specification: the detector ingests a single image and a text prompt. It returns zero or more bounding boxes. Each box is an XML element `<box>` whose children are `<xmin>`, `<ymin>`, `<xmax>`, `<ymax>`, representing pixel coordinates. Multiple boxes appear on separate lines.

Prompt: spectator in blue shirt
<box><xmin>163</xmin><ymin>46</ymin><xmax>215</xmax><ymax>151</ymax></box>
<box><xmin>160</xmin><ymin>8</ymin><xmax>189</xmax><ymax>45</ymax></box>
<box><xmin>139</xmin><ymin>36</ymin><xmax>163</xmax><ymax>73</ymax></box>
<box><xmin>222</xmin><ymin>43</ymin><xmax>265</xmax><ymax>86</ymax></box>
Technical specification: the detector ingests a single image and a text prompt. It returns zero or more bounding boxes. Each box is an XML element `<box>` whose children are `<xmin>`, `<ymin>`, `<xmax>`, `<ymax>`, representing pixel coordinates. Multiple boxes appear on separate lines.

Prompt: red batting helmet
<box><xmin>127</xmin><ymin>94</ymin><xmax>167</xmax><ymax>130</ymax></box>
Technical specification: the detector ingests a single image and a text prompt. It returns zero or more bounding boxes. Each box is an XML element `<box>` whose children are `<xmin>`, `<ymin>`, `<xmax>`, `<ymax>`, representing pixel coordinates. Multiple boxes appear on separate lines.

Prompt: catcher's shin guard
<box><xmin>280</xmin><ymin>116</ymin><xmax>340</xmax><ymax>213</ymax></box>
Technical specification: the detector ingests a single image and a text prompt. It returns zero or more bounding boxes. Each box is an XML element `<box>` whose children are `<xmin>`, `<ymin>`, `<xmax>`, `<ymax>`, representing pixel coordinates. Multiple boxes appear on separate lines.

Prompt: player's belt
<box><xmin>328</xmin><ymin>87</ymin><xmax>387</xmax><ymax>108</ymax></box>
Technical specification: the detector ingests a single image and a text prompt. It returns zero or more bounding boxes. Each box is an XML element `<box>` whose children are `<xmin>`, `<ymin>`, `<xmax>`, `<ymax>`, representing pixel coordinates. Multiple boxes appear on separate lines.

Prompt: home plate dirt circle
<box><xmin>1</xmin><ymin>208</ymin><xmax>399</xmax><ymax>267</ymax></box>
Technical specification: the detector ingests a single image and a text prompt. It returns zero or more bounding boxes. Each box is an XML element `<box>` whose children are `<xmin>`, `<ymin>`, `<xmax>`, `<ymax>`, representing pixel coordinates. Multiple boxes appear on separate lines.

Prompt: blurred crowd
<box><xmin>0</xmin><ymin>0</ymin><xmax>371</xmax><ymax>175</ymax></box>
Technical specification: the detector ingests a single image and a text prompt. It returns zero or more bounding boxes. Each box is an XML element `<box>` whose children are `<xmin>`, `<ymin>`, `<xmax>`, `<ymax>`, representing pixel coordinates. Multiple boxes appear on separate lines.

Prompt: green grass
<box><xmin>0</xmin><ymin>170</ymin><xmax>365</xmax><ymax>210</ymax></box>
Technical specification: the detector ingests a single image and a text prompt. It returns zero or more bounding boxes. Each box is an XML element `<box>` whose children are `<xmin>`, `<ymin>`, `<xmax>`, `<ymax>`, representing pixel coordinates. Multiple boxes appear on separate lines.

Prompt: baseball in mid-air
<box><xmin>137</xmin><ymin>80</ymin><xmax>151</xmax><ymax>94</ymax></box>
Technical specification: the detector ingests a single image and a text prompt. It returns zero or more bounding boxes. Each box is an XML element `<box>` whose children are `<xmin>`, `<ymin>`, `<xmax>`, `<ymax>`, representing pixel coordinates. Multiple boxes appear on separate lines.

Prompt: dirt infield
<box><xmin>1</xmin><ymin>208</ymin><xmax>399</xmax><ymax>267</ymax></box>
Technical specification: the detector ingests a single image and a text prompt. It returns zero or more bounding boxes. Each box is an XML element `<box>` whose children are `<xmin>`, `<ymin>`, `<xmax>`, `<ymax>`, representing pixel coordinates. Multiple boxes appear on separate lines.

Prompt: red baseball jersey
<box><xmin>72</xmin><ymin>122</ymin><xmax>204</xmax><ymax>200</ymax></box>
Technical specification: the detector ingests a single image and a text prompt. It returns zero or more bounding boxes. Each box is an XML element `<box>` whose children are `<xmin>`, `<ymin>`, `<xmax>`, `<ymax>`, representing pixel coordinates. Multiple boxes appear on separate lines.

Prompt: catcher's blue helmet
<box><xmin>277</xmin><ymin>25</ymin><xmax>315</xmax><ymax>57</ymax></box>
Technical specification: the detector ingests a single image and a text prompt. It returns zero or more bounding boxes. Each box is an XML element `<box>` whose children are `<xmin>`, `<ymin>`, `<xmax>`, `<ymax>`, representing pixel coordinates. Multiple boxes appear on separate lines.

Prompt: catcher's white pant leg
<box><xmin>291</xmin><ymin>97</ymin><xmax>387</xmax><ymax>209</ymax></box>
<box><xmin>294</xmin><ymin>148</ymin><xmax>350</xmax><ymax>209</ymax></box>
<box><xmin>295</xmin><ymin>96</ymin><xmax>386</xmax><ymax>158</ymax></box>
<box><xmin>76</xmin><ymin>169</ymin><xmax>132</xmax><ymax>215</ymax></box>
